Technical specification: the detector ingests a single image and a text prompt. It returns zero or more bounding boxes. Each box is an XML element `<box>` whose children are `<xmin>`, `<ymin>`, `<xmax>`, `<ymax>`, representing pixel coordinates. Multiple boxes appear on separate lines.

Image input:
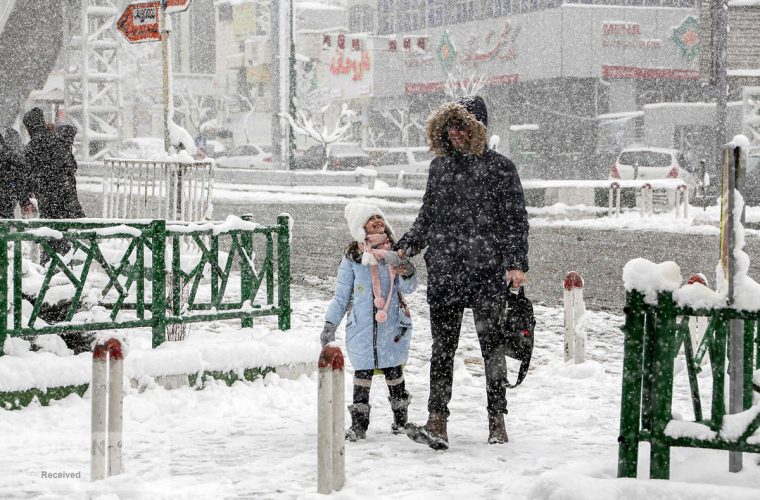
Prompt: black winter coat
<box><xmin>396</xmin><ymin>98</ymin><xmax>529</xmax><ymax>306</ymax></box>
<box><xmin>23</xmin><ymin>109</ymin><xmax>85</xmax><ymax>219</ymax></box>
<box><xmin>0</xmin><ymin>140</ymin><xmax>27</xmax><ymax>218</ymax></box>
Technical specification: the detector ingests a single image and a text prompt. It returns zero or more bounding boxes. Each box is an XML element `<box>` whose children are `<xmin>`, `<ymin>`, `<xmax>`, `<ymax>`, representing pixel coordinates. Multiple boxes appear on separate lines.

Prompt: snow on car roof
<box><xmin>620</xmin><ymin>147</ymin><xmax>679</xmax><ymax>155</ymax></box>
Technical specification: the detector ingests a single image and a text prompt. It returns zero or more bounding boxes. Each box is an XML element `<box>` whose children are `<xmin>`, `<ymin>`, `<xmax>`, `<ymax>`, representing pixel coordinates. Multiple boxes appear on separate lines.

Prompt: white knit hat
<box><xmin>344</xmin><ymin>202</ymin><xmax>393</xmax><ymax>242</ymax></box>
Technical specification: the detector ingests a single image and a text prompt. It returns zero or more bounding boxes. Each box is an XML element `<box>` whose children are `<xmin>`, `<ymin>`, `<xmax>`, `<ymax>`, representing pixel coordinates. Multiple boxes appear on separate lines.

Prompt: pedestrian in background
<box><xmin>0</xmin><ymin>128</ymin><xmax>30</xmax><ymax>218</ymax></box>
<box><xmin>322</xmin><ymin>202</ymin><xmax>417</xmax><ymax>441</ymax></box>
<box><xmin>395</xmin><ymin>95</ymin><xmax>530</xmax><ymax>450</ymax></box>
<box><xmin>23</xmin><ymin>108</ymin><xmax>85</xmax><ymax>260</ymax></box>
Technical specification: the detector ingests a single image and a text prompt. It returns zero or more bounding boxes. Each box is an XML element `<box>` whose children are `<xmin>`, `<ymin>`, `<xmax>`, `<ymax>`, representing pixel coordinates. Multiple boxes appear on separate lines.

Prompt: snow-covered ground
<box><xmin>2</xmin><ymin>280</ymin><xmax>759</xmax><ymax>499</ymax></box>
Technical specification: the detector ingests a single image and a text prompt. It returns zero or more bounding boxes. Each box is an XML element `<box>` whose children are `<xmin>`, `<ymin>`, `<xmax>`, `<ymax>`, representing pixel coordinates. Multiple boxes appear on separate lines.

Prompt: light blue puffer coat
<box><xmin>325</xmin><ymin>257</ymin><xmax>417</xmax><ymax>371</ymax></box>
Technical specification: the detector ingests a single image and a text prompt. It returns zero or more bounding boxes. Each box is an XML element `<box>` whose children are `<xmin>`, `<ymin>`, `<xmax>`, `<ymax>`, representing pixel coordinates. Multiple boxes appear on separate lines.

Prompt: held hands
<box><xmin>507</xmin><ymin>269</ymin><xmax>528</xmax><ymax>289</ymax></box>
<box><xmin>384</xmin><ymin>250</ymin><xmax>414</xmax><ymax>278</ymax></box>
<box><xmin>320</xmin><ymin>322</ymin><xmax>337</xmax><ymax>347</ymax></box>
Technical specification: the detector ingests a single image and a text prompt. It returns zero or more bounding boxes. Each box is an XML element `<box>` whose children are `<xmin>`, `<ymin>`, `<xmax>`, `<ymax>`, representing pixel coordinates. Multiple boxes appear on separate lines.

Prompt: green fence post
<box><xmin>277</xmin><ymin>215</ymin><xmax>291</xmax><ymax>331</ymax></box>
<box><xmin>744</xmin><ymin>320</ymin><xmax>755</xmax><ymax>410</ymax></box>
<box><xmin>151</xmin><ymin>220</ymin><xmax>167</xmax><ymax>348</ymax></box>
<box><xmin>0</xmin><ymin>225</ymin><xmax>8</xmax><ymax>350</ymax></box>
<box><xmin>617</xmin><ymin>290</ymin><xmax>646</xmax><ymax>478</ymax></box>
<box><xmin>649</xmin><ymin>292</ymin><xmax>677</xmax><ymax>480</ymax></box>
<box><xmin>172</xmin><ymin>235</ymin><xmax>181</xmax><ymax>317</ymax></box>
<box><xmin>641</xmin><ymin>311</ymin><xmax>657</xmax><ymax>434</ymax></box>
<box><xmin>240</xmin><ymin>214</ymin><xmax>254</xmax><ymax>329</ymax></box>
<box><xmin>13</xmin><ymin>236</ymin><xmax>22</xmax><ymax>331</ymax></box>
<box><xmin>711</xmin><ymin>315</ymin><xmax>728</xmax><ymax>431</ymax></box>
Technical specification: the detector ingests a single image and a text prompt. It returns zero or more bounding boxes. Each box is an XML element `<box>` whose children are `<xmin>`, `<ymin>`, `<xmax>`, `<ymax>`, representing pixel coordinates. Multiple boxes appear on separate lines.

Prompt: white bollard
<box><xmin>563</xmin><ymin>272</ymin><xmax>586</xmax><ymax>364</ymax></box>
<box><xmin>91</xmin><ymin>338</ymin><xmax>125</xmax><ymax>481</ymax></box>
<box><xmin>609</xmin><ymin>183</ymin><xmax>621</xmax><ymax>217</ymax></box>
<box><xmin>641</xmin><ymin>183</ymin><xmax>653</xmax><ymax>217</ymax></box>
<box><xmin>687</xmin><ymin>274</ymin><xmax>709</xmax><ymax>359</ymax></box>
<box><xmin>317</xmin><ymin>345</ymin><xmax>345</xmax><ymax>494</ymax></box>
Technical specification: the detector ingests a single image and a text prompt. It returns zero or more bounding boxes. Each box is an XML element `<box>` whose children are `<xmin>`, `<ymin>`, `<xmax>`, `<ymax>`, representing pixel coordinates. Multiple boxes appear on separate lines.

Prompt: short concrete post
<box><xmin>317</xmin><ymin>345</ymin><xmax>345</xmax><ymax>494</ymax></box>
<box><xmin>676</xmin><ymin>185</ymin><xmax>689</xmax><ymax>219</ymax></box>
<box><xmin>687</xmin><ymin>274</ymin><xmax>709</xmax><ymax>358</ymax></box>
<box><xmin>563</xmin><ymin>272</ymin><xmax>586</xmax><ymax>363</ymax></box>
<box><xmin>609</xmin><ymin>182</ymin><xmax>621</xmax><ymax>217</ymax></box>
<box><xmin>91</xmin><ymin>338</ymin><xmax>125</xmax><ymax>481</ymax></box>
<box><xmin>642</xmin><ymin>183</ymin><xmax>653</xmax><ymax>217</ymax></box>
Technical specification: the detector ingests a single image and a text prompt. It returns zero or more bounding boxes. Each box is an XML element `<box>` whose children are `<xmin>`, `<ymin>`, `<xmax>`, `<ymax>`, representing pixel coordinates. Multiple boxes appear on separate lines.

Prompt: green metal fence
<box><xmin>0</xmin><ymin>215</ymin><xmax>291</xmax><ymax>353</ymax></box>
<box><xmin>617</xmin><ymin>290</ymin><xmax>760</xmax><ymax>480</ymax></box>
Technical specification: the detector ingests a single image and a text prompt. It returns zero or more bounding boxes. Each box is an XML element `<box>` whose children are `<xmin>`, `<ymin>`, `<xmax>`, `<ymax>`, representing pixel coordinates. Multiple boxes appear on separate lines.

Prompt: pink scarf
<box><xmin>362</xmin><ymin>233</ymin><xmax>397</xmax><ymax>323</ymax></box>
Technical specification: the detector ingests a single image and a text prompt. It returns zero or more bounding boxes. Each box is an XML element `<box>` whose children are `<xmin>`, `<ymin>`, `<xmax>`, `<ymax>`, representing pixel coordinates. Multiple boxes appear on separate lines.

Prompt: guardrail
<box><xmin>0</xmin><ymin>215</ymin><xmax>291</xmax><ymax>353</ymax></box>
<box><xmin>617</xmin><ymin>289</ymin><xmax>759</xmax><ymax>480</ymax></box>
<box><xmin>102</xmin><ymin>158</ymin><xmax>214</xmax><ymax>221</ymax></box>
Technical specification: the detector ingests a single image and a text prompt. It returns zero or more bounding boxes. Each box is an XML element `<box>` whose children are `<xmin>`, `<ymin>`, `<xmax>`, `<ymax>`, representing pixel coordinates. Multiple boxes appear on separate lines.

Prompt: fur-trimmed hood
<box><xmin>426</xmin><ymin>96</ymin><xmax>488</xmax><ymax>157</ymax></box>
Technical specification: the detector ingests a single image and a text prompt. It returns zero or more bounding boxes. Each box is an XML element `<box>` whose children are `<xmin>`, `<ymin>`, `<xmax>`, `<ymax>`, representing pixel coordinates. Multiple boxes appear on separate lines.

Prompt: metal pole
<box><xmin>287</xmin><ymin>0</ymin><xmax>297</xmax><ymax>170</ymax></box>
<box><xmin>81</xmin><ymin>0</ymin><xmax>90</xmax><ymax>162</ymax></box>
<box><xmin>715</xmin><ymin>0</ymin><xmax>728</xmax><ymax>167</ymax></box>
<box><xmin>728</xmin><ymin>146</ymin><xmax>743</xmax><ymax>473</ymax></box>
<box><xmin>161</xmin><ymin>2</ymin><xmax>171</xmax><ymax>152</ymax></box>
<box><xmin>271</xmin><ymin>0</ymin><xmax>282</xmax><ymax>168</ymax></box>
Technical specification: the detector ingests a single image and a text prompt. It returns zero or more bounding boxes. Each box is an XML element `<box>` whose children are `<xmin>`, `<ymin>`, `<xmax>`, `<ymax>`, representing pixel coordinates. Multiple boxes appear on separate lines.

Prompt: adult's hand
<box><xmin>397</xmin><ymin>249</ymin><xmax>406</xmax><ymax>259</ymax></box>
<box><xmin>507</xmin><ymin>269</ymin><xmax>527</xmax><ymax>288</ymax></box>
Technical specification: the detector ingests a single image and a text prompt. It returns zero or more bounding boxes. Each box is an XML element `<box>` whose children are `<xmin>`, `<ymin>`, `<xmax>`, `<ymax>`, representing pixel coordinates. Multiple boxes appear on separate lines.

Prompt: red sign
<box><xmin>164</xmin><ymin>0</ymin><xmax>192</xmax><ymax>14</ymax></box>
<box><xmin>117</xmin><ymin>2</ymin><xmax>161</xmax><ymax>44</ymax></box>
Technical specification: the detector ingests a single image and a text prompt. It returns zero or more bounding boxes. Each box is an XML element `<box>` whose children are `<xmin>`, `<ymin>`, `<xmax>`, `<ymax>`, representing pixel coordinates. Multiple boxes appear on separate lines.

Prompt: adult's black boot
<box><xmin>488</xmin><ymin>412</ymin><xmax>509</xmax><ymax>444</ymax></box>
<box><xmin>345</xmin><ymin>403</ymin><xmax>370</xmax><ymax>442</ymax></box>
<box><xmin>405</xmin><ymin>411</ymin><xmax>448</xmax><ymax>450</ymax></box>
<box><xmin>389</xmin><ymin>393</ymin><xmax>411</xmax><ymax>434</ymax></box>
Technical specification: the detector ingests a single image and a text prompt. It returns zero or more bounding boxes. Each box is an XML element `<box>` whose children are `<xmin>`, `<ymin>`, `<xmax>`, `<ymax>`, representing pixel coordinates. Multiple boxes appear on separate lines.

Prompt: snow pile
<box><xmin>720</xmin><ymin>405</ymin><xmax>760</xmax><ymax>441</ymax></box>
<box><xmin>665</xmin><ymin>420</ymin><xmax>716</xmax><ymax>440</ymax></box>
<box><xmin>168</xmin><ymin>120</ymin><xmax>197</xmax><ymax>156</ymax></box>
<box><xmin>622</xmin><ymin>258</ymin><xmax>682</xmax><ymax>304</ymax></box>
<box><xmin>529</xmin><ymin>471</ymin><xmax>760</xmax><ymax>500</ymax></box>
<box><xmin>673</xmin><ymin>281</ymin><xmax>725</xmax><ymax>310</ymax></box>
<box><xmin>0</xmin><ymin>324</ymin><xmax>319</xmax><ymax>392</ymax></box>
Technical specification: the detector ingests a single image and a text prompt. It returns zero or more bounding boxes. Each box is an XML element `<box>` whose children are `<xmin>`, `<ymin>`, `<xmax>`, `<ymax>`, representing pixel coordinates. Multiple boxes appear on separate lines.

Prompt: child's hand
<box><xmin>320</xmin><ymin>322</ymin><xmax>337</xmax><ymax>347</ymax></box>
<box><xmin>398</xmin><ymin>258</ymin><xmax>415</xmax><ymax>278</ymax></box>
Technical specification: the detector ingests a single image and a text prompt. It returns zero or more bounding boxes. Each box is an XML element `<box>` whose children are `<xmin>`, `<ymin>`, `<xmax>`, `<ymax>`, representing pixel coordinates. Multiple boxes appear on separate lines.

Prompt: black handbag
<box><xmin>501</xmin><ymin>287</ymin><xmax>536</xmax><ymax>388</ymax></box>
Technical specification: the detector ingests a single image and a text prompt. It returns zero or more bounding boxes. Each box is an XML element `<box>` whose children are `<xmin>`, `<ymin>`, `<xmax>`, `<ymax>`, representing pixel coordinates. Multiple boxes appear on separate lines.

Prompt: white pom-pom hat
<box><xmin>344</xmin><ymin>202</ymin><xmax>393</xmax><ymax>242</ymax></box>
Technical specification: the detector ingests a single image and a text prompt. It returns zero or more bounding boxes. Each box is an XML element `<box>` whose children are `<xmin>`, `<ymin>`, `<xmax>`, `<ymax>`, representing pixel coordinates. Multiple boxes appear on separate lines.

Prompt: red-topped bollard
<box><xmin>91</xmin><ymin>338</ymin><xmax>125</xmax><ymax>481</ymax></box>
<box><xmin>642</xmin><ymin>183</ymin><xmax>653</xmax><ymax>217</ymax></box>
<box><xmin>609</xmin><ymin>182</ymin><xmax>621</xmax><ymax>217</ymax></box>
<box><xmin>686</xmin><ymin>274</ymin><xmax>709</xmax><ymax>359</ymax></box>
<box><xmin>317</xmin><ymin>345</ymin><xmax>345</xmax><ymax>494</ymax></box>
<box><xmin>563</xmin><ymin>272</ymin><xmax>586</xmax><ymax>364</ymax></box>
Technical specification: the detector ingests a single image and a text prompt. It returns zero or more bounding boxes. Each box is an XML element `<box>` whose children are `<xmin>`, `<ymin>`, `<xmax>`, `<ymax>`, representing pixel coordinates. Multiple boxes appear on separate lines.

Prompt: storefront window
<box><xmin>428</xmin><ymin>0</ymin><xmax>445</xmax><ymax>27</ymax></box>
<box><xmin>378</xmin><ymin>0</ymin><xmax>396</xmax><ymax>34</ymax></box>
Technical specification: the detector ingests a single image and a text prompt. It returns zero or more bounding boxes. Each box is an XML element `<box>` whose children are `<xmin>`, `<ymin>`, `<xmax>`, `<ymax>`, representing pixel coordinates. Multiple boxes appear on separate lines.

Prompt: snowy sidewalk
<box><xmin>1</xmin><ymin>282</ymin><xmax>760</xmax><ymax>498</ymax></box>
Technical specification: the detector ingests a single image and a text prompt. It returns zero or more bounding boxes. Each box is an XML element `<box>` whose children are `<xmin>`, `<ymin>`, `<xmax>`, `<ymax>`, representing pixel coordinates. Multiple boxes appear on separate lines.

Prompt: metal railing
<box><xmin>102</xmin><ymin>158</ymin><xmax>214</xmax><ymax>221</ymax></box>
<box><xmin>0</xmin><ymin>215</ymin><xmax>290</xmax><ymax>353</ymax></box>
<box><xmin>617</xmin><ymin>290</ymin><xmax>759</xmax><ymax>480</ymax></box>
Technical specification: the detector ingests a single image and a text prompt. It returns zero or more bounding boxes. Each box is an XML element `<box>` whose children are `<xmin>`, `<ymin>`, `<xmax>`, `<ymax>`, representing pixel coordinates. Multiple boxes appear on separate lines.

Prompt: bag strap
<box><xmin>504</xmin><ymin>356</ymin><xmax>531</xmax><ymax>388</ymax></box>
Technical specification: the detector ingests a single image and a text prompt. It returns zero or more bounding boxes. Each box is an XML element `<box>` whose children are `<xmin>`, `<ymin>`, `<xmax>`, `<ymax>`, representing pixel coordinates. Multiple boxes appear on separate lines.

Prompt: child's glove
<box><xmin>320</xmin><ymin>322</ymin><xmax>337</xmax><ymax>347</ymax></box>
<box><xmin>382</xmin><ymin>251</ymin><xmax>403</xmax><ymax>267</ymax></box>
<box><xmin>398</xmin><ymin>258</ymin><xmax>416</xmax><ymax>278</ymax></box>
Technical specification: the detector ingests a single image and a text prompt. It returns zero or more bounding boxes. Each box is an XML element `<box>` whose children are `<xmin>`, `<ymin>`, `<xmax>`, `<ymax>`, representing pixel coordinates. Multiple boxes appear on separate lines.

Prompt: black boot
<box><xmin>389</xmin><ymin>393</ymin><xmax>411</xmax><ymax>434</ymax></box>
<box><xmin>405</xmin><ymin>411</ymin><xmax>449</xmax><ymax>450</ymax></box>
<box><xmin>346</xmin><ymin>403</ymin><xmax>370</xmax><ymax>441</ymax></box>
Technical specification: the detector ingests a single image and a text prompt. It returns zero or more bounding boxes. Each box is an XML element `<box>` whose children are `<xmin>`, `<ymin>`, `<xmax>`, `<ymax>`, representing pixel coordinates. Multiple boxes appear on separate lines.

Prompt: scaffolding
<box><xmin>64</xmin><ymin>0</ymin><xmax>123</xmax><ymax>162</ymax></box>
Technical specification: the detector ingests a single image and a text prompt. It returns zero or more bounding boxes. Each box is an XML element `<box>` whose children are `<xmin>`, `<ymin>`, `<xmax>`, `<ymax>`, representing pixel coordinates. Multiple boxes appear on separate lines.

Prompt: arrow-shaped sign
<box><xmin>117</xmin><ymin>1</ymin><xmax>161</xmax><ymax>44</ymax></box>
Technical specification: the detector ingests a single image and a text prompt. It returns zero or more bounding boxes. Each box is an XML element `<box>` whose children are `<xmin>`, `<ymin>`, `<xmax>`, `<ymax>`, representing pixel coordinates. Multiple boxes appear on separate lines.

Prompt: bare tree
<box><xmin>174</xmin><ymin>83</ymin><xmax>217</xmax><ymax>137</ymax></box>
<box><xmin>380</xmin><ymin>108</ymin><xmax>424</xmax><ymax>147</ymax></box>
<box><xmin>281</xmin><ymin>103</ymin><xmax>355</xmax><ymax>169</ymax></box>
<box><xmin>444</xmin><ymin>65</ymin><xmax>486</xmax><ymax>99</ymax></box>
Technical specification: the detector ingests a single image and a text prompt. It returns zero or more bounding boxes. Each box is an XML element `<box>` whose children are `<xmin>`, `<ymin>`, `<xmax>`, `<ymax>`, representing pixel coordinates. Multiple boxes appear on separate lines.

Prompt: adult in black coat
<box><xmin>396</xmin><ymin>96</ymin><xmax>529</xmax><ymax>450</ymax></box>
<box><xmin>23</xmin><ymin>108</ymin><xmax>85</xmax><ymax>220</ymax></box>
<box><xmin>0</xmin><ymin>128</ymin><xmax>29</xmax><ymax>218</ymax></box>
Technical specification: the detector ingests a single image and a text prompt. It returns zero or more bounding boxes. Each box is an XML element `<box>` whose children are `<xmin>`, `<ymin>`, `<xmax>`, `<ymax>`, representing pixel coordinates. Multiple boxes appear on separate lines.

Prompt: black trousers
<box><xmin>353</xmin><ymin>365</ymin><xmax>407</xmax><ymax>404</ymax></box>
<box><xmin>428</xmin><ymin>297</ymin><xmax>508</xmax><ymax>417</ymax></box>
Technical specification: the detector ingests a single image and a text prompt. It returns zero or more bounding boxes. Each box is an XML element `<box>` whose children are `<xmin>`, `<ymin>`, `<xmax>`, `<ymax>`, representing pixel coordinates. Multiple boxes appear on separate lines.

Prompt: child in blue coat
<box><xmin>322</xmin><ymin>202</ymin><xmax>417</xmax><ymax>441</ymax></box>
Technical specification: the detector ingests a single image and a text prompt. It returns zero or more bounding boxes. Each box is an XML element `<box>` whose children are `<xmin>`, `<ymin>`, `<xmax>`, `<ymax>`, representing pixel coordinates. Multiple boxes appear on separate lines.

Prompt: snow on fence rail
<box><xmin>102</xmin><ymin>158</ymin><xmax>214</xmax><ymax>221</ymax></box>
<box><xmin>0</xmin><ymin>215</ymin><xmax>291</xmax><ymax>353</ymax></box>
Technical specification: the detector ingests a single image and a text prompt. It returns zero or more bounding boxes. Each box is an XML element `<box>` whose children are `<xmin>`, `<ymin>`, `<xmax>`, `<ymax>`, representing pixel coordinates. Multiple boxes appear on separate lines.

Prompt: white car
<box><xmin>372</xmin><ymin>147</ymin><xmax>434</xmax><ymax>174</ymax></box>
<box><xmin>609</xmin><ymin>147</ymin><xmax>697</xmax><ymax>192</ymax></box>
<box><xmin>214</xmin><ymin>144</ymin><xmax>273</xmax><ymax>169</ymax></box>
